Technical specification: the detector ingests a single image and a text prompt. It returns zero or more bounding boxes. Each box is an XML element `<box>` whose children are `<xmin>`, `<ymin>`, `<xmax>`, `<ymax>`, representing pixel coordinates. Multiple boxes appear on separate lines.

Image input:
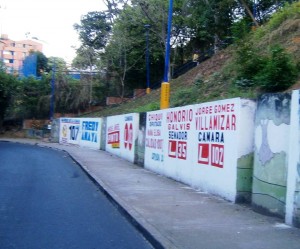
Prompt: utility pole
<box><xmin>145</xmin><ymin>24</ymin><xmax>151</xmax><ymax>94</ymax></box>
<box><xmin>50</xmin><ymin>60</ymin><xmax>56</xmax><ymax>121</ymax></box>
<box><xmin>160</xmin><ymin>0</ymin><xmax>173</xmax><ymax>109</ymax></box>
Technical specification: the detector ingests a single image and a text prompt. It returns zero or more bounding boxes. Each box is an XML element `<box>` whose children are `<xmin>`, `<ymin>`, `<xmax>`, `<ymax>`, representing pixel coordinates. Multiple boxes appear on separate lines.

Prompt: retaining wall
<box><xmin>57</xmin><ymin>92</ymin><xmax>300</xmax><ymax>228</ymax></box>
<box><xmin>59</xmin><ymin>117</ymin><xmax>102</xmax><ymax>149</ymax></box>
<box><xmin>105</xmin><ymin>113</ymin><xmax>139</xmax><ymax>163</ymax></box>
<box><xmin>286</xmin><ymin>90</ymin><xmax>300</xmax><ymax>227</ymax></box>
<box><xmin>144</xmin><ymin>98</ymin><xmax>256</xmax><ymax>202</ymax></box>
<box><xmin>252</xmin><ymin>93</ymin><xmax>291</xmax><ymax>218</ymax></box>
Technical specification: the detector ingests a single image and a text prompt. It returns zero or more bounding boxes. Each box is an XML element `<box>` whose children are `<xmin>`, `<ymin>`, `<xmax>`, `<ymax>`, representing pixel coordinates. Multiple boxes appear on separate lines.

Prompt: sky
<box><xmin>0</xmin><ymin>0</ymin><xmax>106</xmax><ymax>63</ymax></box>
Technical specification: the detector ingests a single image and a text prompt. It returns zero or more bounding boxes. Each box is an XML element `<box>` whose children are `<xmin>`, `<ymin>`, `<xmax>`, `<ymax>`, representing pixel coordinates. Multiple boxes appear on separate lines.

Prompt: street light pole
<box><xmin>145</xmin><ymin>24</ymin><xmax>151</xmax><ymax>94</ymax></box>
<box><xmin>50</xmin><ymin>60</ymin><xmax>55</xmax><ymax>121</ymax></box>
<box><xmin>252</xmin><ymin>0</ymin><xmax>257</xmax><ymax>30</ymax></box>
<box><xmin>160</xmin><ymin>0</ymin><xmax>173</xmax><ymax>109</ymax></box>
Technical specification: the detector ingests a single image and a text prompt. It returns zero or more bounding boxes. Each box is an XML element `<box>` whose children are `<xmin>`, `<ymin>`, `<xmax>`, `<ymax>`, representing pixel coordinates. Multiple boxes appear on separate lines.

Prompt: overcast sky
<box><xmin>0</xmin><ymin>0</ymin><xmax>106</xmax><ymax>63</ymax></box>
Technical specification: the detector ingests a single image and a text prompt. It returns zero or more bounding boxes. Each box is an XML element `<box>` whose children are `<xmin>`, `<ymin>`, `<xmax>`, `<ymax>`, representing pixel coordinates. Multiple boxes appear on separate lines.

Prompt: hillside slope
<box><xmin>87</xmin><ymin>3</ymin><xmax>300</xmax><ymax>118</ymax></box>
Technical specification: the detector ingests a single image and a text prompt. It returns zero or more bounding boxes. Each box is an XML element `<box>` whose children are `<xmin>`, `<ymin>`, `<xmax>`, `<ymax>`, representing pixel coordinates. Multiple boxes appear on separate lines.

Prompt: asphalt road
<box><xmin>0</xmin><ymin>142</ymin><xmax>153</xmax><ymax>249</ymax></box>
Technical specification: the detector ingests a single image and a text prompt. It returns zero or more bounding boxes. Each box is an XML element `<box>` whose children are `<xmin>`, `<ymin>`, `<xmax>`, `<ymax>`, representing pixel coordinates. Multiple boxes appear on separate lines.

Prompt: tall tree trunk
<box><xmin>0</xmin><ymin>118</ymin><xmax>3</xmax><ymax>133</ymax></box>
<box><xmin>240</xmin><ymin>0</ymin><xmax>260</xmax><ymax>27</ymax></box>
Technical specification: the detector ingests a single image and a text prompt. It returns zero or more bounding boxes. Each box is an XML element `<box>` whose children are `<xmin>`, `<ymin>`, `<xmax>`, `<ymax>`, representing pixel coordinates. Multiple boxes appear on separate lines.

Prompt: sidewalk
<box><xmin>2</xmin><ymin>138</ymin><xmax>300</xmax><ymax>249</ymax></box>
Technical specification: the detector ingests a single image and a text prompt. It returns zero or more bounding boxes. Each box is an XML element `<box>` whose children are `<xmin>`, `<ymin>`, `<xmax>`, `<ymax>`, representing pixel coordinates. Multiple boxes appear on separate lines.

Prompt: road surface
<box><xmin>0</xmin><ymin>142</ymin><xmax>153</xmax><ymax>249</ymax></box>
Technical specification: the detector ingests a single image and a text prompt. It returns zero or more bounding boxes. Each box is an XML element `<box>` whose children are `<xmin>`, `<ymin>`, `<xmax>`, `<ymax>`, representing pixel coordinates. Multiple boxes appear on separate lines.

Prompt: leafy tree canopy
<box><xmin>73</xmin><ymin>11</ymin><xmax>111</xmax><ymax>50</ymax></box>
<box><xmin>29</xmin><ymin>51</ymin><xmax>49</xmax><ymax>76</ymax></box>
<box><xmin>0</xmin><ymin>71</ymin><xmax>18</xmax><ymax>130</ymax></box>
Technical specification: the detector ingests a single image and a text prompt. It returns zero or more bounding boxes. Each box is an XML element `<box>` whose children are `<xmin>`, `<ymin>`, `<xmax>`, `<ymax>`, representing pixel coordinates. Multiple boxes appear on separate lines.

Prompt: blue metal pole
<box><xmin>160</xmin><ymin>0</ymin><xmax>173</xmax><ymax>109</ymax></box>
<box><xmin>145</xmin><ymin>24</ymin><xmax>151</xmax><ymax>93</ymax></box>
<box><xmin>50</xmin><ymin>60</ymin><xmax>55</xmax><ymax>121</ymax></box>
<box><xmin>253</xmin><ymin>0</ymin><xmax>257</xmax><ymax>21</ymax></box>
<box><xmin>163</xmin><ymin>0</ymin><xmax>174</xmax><ymax>82</ymax></box>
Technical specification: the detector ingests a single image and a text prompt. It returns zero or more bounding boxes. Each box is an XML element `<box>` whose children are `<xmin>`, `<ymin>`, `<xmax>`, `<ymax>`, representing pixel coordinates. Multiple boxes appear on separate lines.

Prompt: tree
<box><xmin>72</xmin><ymin>46</ymin><xmax>101</xmax><ymax>71</ymax></box>
<box><xmin>0</xmin><ymin>71</ymin><xmax>18</xmax><ymax>130</ymax></box>
<box><xmin>72</xmin><ymin>46</ymin><xmax>103</xmax><ymax>106</ymax></box>
<box><xmin>73</xmin><ymin>11</ymin><xmax>111</xmax><ymax>50</ymax></box>
<box><xmin>185</xmin><ymin>0</ymin><xmax>238</xmax><ymax>52</ymax></box>
<box><xmin>101</xmin><ymin>0</ymin><xmax>192</xmax><ymax>96</ymax></box>
<box><xmin>73</xmin><ymin>11</ymin><xmax>112</xmax><ymax>102</ymax></box>
<box><xmin>102</xmin><ymin>0</ymin><xmax>131</xmax><ymax>23</ymax></box>
<box><xmin>29</xmin><ymin>51</ymin><xmax>50</xmax><ymax>76</ymax></box>
<box><xmin>48</xmin><ymin>57</ymin><xmax>68</xmax><ymax>74</ymax></box>
<box><xmin>102</xmin><ymin>1</ymin><xmax>169</xmax><ymax>97</ymax></box>
<box><xmin>18</xmin><ymin>75</ymin><xmax>51</xmax><ymax>119</ymax></box>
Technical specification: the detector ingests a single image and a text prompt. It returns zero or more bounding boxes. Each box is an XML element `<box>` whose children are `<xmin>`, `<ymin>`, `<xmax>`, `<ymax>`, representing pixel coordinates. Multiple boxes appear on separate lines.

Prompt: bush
<box><xmin>235</xmin><ymin>42</ymin><xmax>298</xmax><ymax>92</ymax></box>
<box><xmin>171</xmin><ymin>87</ymin><xmax>198</xmax><ymax>107</ymax></box>
<box><xmin>133</xmin><ymin>102</ymin><xmax>160</xmax><ymax>113</ymax></box>
<box><xmin>267</xmin><ymin>1</ymin><xmax>300</xmax><ymax>30</ymax></box>
<box><xmin>235</xmin><ymin>41</ymin><xmax>267</xmax><ymax>80</ymax></box>
<box><xmin>254</xmin><ymin>45</ymin><xmax>298</xmax><ymax>91</ymax></box>
<box><xmin>231</xmin><ymin>17</ymin><xmax>253</xmax><ymax>42</ymax></box>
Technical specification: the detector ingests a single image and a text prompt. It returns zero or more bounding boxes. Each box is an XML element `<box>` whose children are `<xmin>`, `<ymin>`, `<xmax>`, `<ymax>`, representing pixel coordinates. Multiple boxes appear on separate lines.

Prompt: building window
<box><xmin>9</xmin><ymin>59</ymin><xmax>14</xmax><ymax>63</ymax></box>
<box><xmin>10</xmin><ymin>51</ymin><xmax>14</xmax><ymax>56</ymax></box>
<box><xmin>23</xmin><ymin>44</ymin><xmax>26</xmax><ymax>48</ymax></box>
<box><xmin>11</xmin><ymin>43</ymin><xmax>15</xmax><ymax>47</ymax></box>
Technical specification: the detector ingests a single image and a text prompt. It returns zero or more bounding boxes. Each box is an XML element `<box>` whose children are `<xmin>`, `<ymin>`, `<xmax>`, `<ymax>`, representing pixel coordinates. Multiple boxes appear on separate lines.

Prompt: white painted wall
<box><xmin>59</xmin><ymin>118</ymin><xmax>81</xmax><ymax>145</ymax></box>
<box><xmin>238</xmin><ymin>99</ymin><xmax>256</xmax><ymax>158</ymax></box>
<box><xmin>79</xmin><ymin>118</ymin><xmax>102</xmax><ymax>149</ymax></box>
<box><xmin>286</xmin><ymin>90</ymin><xmax>300</xmax><ymax>225</ymax></box>
<box><xmin>144</xmin><ymin>110</ymin><xmax>166</xmax><ymax>174</ymax></box>
<box><xmin>105</xmin><ymin>113</ymin><xmax>139</xmax><ymax>163</ymax></box>
<box><xmin>190</xmin><ymin>98</ymin><xmax>240</xmax><ymax>201</ymax></box>
<box><xmin>59</xmin><ymin>117</ymin><xmax>102</xmax><ymax>150</ymax></box>
<box><xmin>144</xmin><ymin>98</ymin><xmax>255</xmax><ymax>202</ymax></box>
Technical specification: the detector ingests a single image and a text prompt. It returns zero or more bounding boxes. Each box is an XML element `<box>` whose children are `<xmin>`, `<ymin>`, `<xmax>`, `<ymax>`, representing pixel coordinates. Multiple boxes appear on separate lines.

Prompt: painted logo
<box><xmin>124</xmin><ymin>123</ymin><xmax>133</xmax><ymax>150</ymax></box>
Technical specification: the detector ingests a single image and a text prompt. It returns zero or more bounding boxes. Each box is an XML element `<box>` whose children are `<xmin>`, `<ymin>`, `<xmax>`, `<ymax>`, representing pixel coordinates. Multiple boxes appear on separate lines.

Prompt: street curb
<box><xmin>65</xmin><ymin>151</ymin><xmax>166</xmax><ymax>249</ymax></box>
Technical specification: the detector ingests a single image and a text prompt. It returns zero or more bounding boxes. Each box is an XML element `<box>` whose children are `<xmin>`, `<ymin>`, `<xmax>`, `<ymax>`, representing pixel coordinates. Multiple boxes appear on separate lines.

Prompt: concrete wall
<box><xmin>286</xmin><ymin>90</ymin><xmax>300</xmax><ymax>227</ymax></box>
<box><xmin>57</xmin><ymin>93</ymin><xmax>300</xmax><ymax>228</ymax></box>
<box><xmin>50</xmin><ymin>119</ymin><xmax>60</xmax><ymax>143</ymax></box>
<box><xmin>134</xmin><ymin>113</ymin><xmax>147</xmax><ymax>166</ymax></box>
<box><xmin>59</xmin><ymin>118</ymin><xmax>81</xmax><ymax>146</ymax></box>
<box><xmin>79</xmin><ymin>118</ymin><xmax>102</xmax><ymax>150</ymax></box>
<box><xmin>59</xmin><ymin>117</ymin><xmax>102</xmax><ymax>149</ymax></box>
<box><xmin>105</xmin><ymin>113</ymin><xmax>139</xmax><ymax>163</ymax></box>
<box><xmin>252</xmin><ymin>93</ymin><xmax>291</xmax><ymax>218</ymax></box>
<box><xmin>144</xmin><ymin>98</ymin><xmax>256</xmax><ymax>202</ymax></box>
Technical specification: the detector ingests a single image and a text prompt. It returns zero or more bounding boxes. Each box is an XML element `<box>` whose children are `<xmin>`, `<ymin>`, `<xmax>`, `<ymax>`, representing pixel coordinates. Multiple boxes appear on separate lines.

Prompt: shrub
<box><xmin>235</xmin><ymin>41</ymin><xmax>267</xmax><ymax>80</ymax></box>
<box><xmin>254</xmin><ymin>45</ymin><xmax>298</xmax><ymax>91</ymax></box>
<box><xmin>234</xmin><ymin>41</ymin><xmax>298</xmax><ymax>92</ymax></box>
<box><xmin>267</xmin><ymin>2</ymin><xmax>300</xmax><ymax>30</ymax></box>
<box><xmin>231</xmin><ymin>17</ymin><xmax>253</xmax><ymax>42</ymax></box>
<box><xmin>171</xmin><ymin>87</ymin><xmax>198</xmax><ymax>107</ymax></box>
<box><xmin>133</xmin><ymin>102</ymin><xmax>160</xmax><ymax>113</ymax></box>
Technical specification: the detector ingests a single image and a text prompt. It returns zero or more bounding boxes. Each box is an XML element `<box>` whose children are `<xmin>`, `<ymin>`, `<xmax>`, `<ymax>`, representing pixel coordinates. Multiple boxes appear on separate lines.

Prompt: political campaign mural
<box><xmin>79</xmin><ymin>118</ymin><xmax>102</xmax><ymax>149</ymax></box>
<box><xmin>59</xmin><ymin>118</ymin><xmax>102</xmax><ymax>149</ymax></box>
<box><xmin>59</xmin><ymin>118</ymin><xmax>81</xmax><ymax>145</ymax></box>
<box><xmin>144</xmin><ymin>110</ymin><xmax>166</xmax><ymax>174</ymax></box>
<box><xmin>106</xmin><ymin>113</ymin><xmax>139</xmax><ymax>163</ymax></box>
<box><xmin>145</xmin><ymin>98</ymin><xmax>255</xmax><ymax>202</ymax></box>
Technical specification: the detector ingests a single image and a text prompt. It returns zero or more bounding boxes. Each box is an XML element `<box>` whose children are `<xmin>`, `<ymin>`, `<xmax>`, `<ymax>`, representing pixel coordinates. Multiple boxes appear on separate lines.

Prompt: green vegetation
<box><xmin>267</xmin><ymin>1</ymin><xmax>300</xmax><ymax>30</ymax></box>
<box><xmin>73</xmin><ymin>1</ymin><xmax>299</xmax><ymax>100</ymax></box>
<box><xmin>1</xmin><ymin>1</ymin><xmax>300</xmax><ymax>128</ymax></box>
<box><xmin>0</xmin><ymin>69</ymin><xmax>18</xmax><ymax>130</ymax></box>
<box><xmin>88</xmin><ymin>1</ymin><xmax>300</xmax><ymax>117</ymax></box>
<box><xmin>234</xmin><ymin>43</ymin><xmax>298</xmax><ymax>91</ymax></box>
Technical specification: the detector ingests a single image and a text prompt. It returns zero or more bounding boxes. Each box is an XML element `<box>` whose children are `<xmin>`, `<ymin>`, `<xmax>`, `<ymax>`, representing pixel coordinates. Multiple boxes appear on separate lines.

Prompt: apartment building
<box><xmin>0</xmin><ymin>34</ymin><xmax>43</xmax><ymax>74</ymax></box>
